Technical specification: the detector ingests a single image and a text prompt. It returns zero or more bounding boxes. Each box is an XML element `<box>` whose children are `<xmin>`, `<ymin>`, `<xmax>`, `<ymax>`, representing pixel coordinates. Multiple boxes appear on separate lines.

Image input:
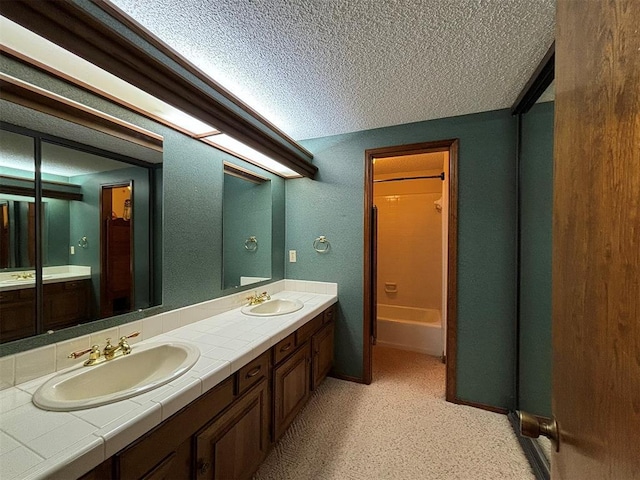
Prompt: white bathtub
<box><xmin>376</xmin><ymin>304</ymin><xmax>443</xmax><ymax>357</ymax></box>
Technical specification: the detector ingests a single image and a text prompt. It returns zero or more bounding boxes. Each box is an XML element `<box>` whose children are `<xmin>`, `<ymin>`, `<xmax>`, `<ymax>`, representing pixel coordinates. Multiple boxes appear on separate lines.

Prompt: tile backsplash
<box><xmin>0</xmin><ymin>279</ymin><xmax>337</xmax><ymax>390</ymax></box>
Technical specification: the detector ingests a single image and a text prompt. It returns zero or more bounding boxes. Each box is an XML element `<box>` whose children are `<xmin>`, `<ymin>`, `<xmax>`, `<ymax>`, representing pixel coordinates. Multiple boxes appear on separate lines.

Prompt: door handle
<box><xmin>519</xmin><ymin>411</ymin><xmax>559</xmax><ymax>452</ymax></box>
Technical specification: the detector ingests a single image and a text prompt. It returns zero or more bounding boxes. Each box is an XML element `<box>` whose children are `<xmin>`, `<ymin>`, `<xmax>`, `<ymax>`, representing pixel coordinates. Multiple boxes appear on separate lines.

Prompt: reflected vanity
<box><xmin>0</xmin><ymin>121</ymin><xmax>162</xmax><ymax>343</ymax></box>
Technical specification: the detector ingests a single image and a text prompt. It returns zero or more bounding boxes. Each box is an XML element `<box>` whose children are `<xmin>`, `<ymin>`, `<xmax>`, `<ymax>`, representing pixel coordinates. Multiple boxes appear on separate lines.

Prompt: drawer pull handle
<box><xmin>246</xmin><ymin>366</ymin><xmax>262</xmax><ymax>378</ymax></box>
<box><xmin>198</xmin><ymin>461</ymin><xmax>210</xmax><ymax>475</ymax></box>
<box><xmin>280</xmin><ymin>343</ymin><xmax>292</xmax><ymax>352</ymax></box>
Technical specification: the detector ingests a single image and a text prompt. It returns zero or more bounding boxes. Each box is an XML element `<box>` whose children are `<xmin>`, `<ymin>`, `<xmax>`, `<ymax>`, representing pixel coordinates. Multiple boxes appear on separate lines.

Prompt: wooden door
<box><xmin>553</xmin><ymin>0</ymin><xmax>639</xmax><ymax>478</ymax></box>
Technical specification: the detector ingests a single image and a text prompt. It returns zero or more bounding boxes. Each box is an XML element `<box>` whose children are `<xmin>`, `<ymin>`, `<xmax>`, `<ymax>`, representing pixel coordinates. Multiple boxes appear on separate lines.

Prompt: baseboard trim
<box><xmin>452</xmin><ymin>397</ymin><xmax>509</xmax><ymax>415</ymax></box>
<box><xmin>508</xmin><ymin>411</ymin><xmax>550</xmax><ymax>480</ymax></box>
<box><xmin>329</xmin><ymin>372</ymin><xmax>366</xmax><ymax>384</ymax></box>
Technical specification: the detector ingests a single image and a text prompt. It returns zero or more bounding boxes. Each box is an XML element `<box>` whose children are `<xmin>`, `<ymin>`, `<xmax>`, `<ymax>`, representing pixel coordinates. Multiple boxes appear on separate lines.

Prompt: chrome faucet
<box><xmin>246</xmin><ymin>291</ymin><xmax>271</xmax><ymax>305</ymax></box>
<box><xmin>68</xmin><ymin>332</ymin><xmax>140</xmax><ymax>366</ymax></box>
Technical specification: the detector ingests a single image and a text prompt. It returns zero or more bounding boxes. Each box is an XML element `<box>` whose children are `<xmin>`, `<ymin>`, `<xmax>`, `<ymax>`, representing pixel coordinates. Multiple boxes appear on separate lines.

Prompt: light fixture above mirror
<box><xmin>0</xmin><ymin>13</ymin><xmax>311</xmax><ymax>179</ymax></box>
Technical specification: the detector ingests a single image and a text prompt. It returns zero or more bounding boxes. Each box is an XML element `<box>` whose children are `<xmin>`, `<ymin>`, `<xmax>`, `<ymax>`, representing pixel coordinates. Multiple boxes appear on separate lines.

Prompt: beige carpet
<box><xmin>254</xmin><ymin>346</ymin><xmax>535</xmax><ymax>480</ymax></box>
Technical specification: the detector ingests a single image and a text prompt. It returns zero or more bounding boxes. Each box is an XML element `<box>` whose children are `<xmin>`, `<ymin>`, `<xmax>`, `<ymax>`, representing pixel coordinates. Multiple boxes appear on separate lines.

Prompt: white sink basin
<box><xmin>32</xmin><ymin>342</ymin><xmax>200</xmax><ymax>411</ymax></box>
<box><xmin>241</xmin><ymin>298</ymin><xmax>304</xmax><ymax>316</ymax></box>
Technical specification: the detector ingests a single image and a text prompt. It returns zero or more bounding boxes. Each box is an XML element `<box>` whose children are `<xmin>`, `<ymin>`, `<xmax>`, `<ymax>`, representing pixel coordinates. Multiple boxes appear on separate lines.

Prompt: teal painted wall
<box><xmin>518</xmin><ymin>101</ymin><xmax>554</xmax><ymax>417</ymax></box>
<box><xmin>289</xmin><ymin>109</ymin><xmax>518</xmax><ymax>409</ymax></box>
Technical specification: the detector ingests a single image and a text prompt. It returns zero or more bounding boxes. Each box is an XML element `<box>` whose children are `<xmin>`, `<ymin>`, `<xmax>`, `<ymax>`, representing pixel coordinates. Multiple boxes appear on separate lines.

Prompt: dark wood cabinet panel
<box><xmin>43</xmin><ymin>280</ymin><xmax>91</xmax><ymax>331</ymax></box>
<box><xmin>312</xmin><ymin>321</ymin><xmax>334</xmax><ymax>391</ymax></box>
<box><xmin>273</xmin><ymin>344</ymin><xmax>310</xmax><ymax>441</ymax></box>
<box><xmin>196</xmin><ymin>378</ymin><xmax>270</xmax><ymax>480</ymax></box>
<box><xmin>0</xmin><ymin>289</ymin><xmax>35</xmax><ymax>343</ymax></box>
<box><xmin>0</xmin><ymin>279</ymin><xmax>91</xmax><ymax>342</ymax></box>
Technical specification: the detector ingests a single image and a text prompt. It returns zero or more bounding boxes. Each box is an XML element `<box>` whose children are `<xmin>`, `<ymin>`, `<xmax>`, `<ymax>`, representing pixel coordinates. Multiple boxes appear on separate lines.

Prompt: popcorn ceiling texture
<box><xmin>110</xmin><ymin>0</ymin><xmax>555</xmax><ymax>140</ymax></box>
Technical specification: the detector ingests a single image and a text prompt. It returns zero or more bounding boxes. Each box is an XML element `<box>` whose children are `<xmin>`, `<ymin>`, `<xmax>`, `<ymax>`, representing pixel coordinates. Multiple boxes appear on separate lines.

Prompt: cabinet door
<box><xmin>196</xmin><ymin>378</ymin><xmax>269</xmax><ymax>480</ymax></box>
<box><xmin>312</xmin><ymin>322</ymin><xmax>334</xmax><ymax>391</ymax></box>
<box><xmin>273</xmin><ymin>344</ymin><xmax>310</xmax><ymax>441</ymax></box>
<box><xmin>0</xmin><ymin>289</ymin><xmax>35</xmax><ymax>343</ymax></box>
<box><xmin>43</xmin><ymin>280</ymin><xmax>90</xmax><ymax>331</ymax></box>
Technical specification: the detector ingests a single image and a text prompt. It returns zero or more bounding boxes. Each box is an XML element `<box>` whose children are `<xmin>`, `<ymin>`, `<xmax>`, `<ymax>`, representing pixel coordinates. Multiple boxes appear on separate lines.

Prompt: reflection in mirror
<box><xmin>0</xmin><ymin>129</ymin><xmax>36</xmax><ymax>341</ymax></box>
<box><xmin>222</xmin><ymin>164</ymin><xmax>272</xmax><ymax>289</ymax></box>
<box><xmin>0</xmin><ymin>122</ymin><xmax>162</xmax><ymax>344</ymax></box>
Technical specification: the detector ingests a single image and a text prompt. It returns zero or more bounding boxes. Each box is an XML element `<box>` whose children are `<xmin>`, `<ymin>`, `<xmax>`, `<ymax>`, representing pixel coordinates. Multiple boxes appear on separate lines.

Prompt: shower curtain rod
<box><xmin>373</xmin><ymin>172</ymin><xmax>445</xmax><ymax>183</ymax></box>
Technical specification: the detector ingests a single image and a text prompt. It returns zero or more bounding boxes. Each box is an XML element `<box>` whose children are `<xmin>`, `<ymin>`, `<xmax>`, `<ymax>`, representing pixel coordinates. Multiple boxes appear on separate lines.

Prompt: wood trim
<box><xmin>511</xmin><ymin>42</ymin><xmax>555</xmax><ymax>115</ymax></box>
<box><xmin>0</xmin><ymin>1</ymin><xmax>317</xmax><ymax>178</ymax></box>
<box><xmin>363</xmin><ymin>140</ymin><xmax>459</xmax><ymax>393</ymax></box>
<box><xmin>94</xmin><ymin>0</ymin><xmax>312</xmax><ymax>161</ymax></box>
<box><xmin>223</xmin><ymin>162</ymin><xmax>269</xmax><ymax>184</ymax></box>
<box><xmin>0</xmin><ymin>184</ymin><xmax>83</xmax><ymax>202</ymax></box>
<box><xmin>0</xmin><ymin>46</ymin><xmax>202</xmax><ymax>141</ymax></box>
<box><xmin>329</xmin><ymin>372</ymin><xmax>366</xmax><ymax>384</ymax></box>
<box><xmin>445</xmin><ymin>140</ymin><xmax>459</xmax><ymax>403</ymax></box>
<box><xmin>0</xmin><ymin>73</ymin><xmax>163</xmax><ymax>152</ymax></box>
<box><xmin>452</xmin><ymin>398</ymin><xmax>508</xmax><ymax>415</ymax></box>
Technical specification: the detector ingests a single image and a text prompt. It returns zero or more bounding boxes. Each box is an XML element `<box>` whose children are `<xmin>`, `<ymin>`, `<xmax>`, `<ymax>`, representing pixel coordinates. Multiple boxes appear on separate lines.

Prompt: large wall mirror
<box><xmin>222</xmin><ymin>164</ymin><xmax>272</xmax><ymax>290</ymax></box>
<box><xmin>0</xmin><ymin>100</ymin><xmax>162</xmax><ymax>344</ymax></box>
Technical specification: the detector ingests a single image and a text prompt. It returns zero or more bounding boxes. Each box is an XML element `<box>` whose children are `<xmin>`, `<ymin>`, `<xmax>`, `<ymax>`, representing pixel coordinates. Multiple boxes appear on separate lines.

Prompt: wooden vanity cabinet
<box><xmin>0</xmin><ymin>279</ymin><xmax>91</xmax><ymax>343</ymax></box>
<box><xmin>195</xmin><ymin>378</ymin><xmax>270</xmax><ymax>480</ymax></box>
<box><xmin>115</xmin><ymin>377</ymin><xmax>235</xmax><ymax>480</ymax></box>
<box><xmin>311</xmin><ymin>321</ymin><xmax>335</xmax><ymax>391</ymax></box>
<box><xmin>0</xmin><ymin>288</ymin><xmax>35</xmax><ymax>343</ymax></box>
<box><xmin>78</xmin><ymin>304</ymin><xmax>336</xmax><ymax>480</ymax></box>
<box><xmin>43</xmin><ymin>279</ymin><xmax>91</xmax><ymax>331</ymax></box>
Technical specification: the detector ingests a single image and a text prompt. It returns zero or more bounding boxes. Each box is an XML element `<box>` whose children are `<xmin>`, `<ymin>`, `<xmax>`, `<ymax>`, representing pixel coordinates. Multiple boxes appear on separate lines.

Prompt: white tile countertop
<box><xmin>0</xmin><ymin>280</ymin><xmax>337</xmax><ymax>480</ymax></box>
<box><xmin>0</xmin><ymin>266</ymin><xmax>92</xmax><ymax>292</ymax></box>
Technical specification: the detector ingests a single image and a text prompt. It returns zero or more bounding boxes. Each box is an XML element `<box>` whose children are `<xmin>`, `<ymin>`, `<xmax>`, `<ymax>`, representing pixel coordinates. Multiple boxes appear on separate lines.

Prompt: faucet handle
<box><xmin>120</xmin><ymin>331</ymin><xmax>140</xmax><ymax>341</ymax></box>
<box><xmin>68</xmin><ymin>345</ymin><xmax>100</xmax><ymax>359</ymax></box>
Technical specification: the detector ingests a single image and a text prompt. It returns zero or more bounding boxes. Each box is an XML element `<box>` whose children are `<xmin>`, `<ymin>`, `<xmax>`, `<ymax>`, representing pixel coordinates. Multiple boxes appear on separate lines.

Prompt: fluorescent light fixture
<box><xmin>0</xmin><ymin>16</ymin><xmax>217</xmax><ymax>136</ymax></box>
<box><xmin>1</xmin><ymin>16</ymin><xmax>304</xmax><ymax>178</ymax></box>
<box><xmin>203</xmin><ymin>134</ymin><xmax>301</xmax><ymax>178</ymax></box>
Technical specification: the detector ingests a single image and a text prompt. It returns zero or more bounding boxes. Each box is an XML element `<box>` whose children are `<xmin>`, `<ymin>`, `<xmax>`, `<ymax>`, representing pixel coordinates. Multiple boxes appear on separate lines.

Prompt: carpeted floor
<box><xmin>253</xmin><ymin>346</ymin><xmax>535</xmax><ymax>480</ymax></box>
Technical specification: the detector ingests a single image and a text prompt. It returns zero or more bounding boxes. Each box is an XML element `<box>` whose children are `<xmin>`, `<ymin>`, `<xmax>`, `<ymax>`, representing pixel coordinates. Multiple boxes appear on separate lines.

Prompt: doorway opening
<box><xmin>363</xmin><ymin>140</ymin><xmax>458</xmax><ymax>402</ymax></box>
<box><xmin>100</xmin><ymin>182</ymin><xmax>134</xmax><ymax>318</ymax></box>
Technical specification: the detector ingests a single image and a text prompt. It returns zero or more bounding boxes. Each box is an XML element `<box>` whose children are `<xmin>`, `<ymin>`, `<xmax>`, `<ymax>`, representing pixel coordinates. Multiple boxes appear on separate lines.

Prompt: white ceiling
<box><xmin>110</xmin><ymin>0</ymin><xmax>556</xmax><ymax>141</ymax></box>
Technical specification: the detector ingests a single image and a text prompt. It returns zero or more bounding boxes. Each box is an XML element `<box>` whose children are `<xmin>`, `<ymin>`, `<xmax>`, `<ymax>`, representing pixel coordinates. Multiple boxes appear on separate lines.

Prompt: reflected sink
<box><xmin>32</xmin><ymin>342</ymin><xmax>200</xmax><ymax>411</ymax></box>
<box><xmin>241</xmin><ymin>298</ymin><xmax>304</xmax><ymax>316</ymax></box>
<box><xmin>0</xmin><ymin>275</ymin><xmax>53</xmax><ymax>284</ymax></box>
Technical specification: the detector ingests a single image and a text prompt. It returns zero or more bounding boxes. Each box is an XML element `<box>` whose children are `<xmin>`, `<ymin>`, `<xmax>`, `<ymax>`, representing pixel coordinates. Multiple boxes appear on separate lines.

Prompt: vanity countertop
<box><xmin>0</xmin><ymin>288</ymin><xmax>337</xmax><ymax>480</ymax></box>
<box><xmin>0</xmin><ymin>266</ymin><xmax>91</xmax><ymax>292</ymax></box>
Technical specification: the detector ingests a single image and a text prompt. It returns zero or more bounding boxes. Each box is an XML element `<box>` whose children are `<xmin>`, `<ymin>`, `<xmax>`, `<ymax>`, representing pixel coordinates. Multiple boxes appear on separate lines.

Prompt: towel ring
<box><xmin>313</xmin><ymin>236</ymin><xmax>331</xmax><ymax>253</ymax></box>
<box><xmin>78</xmin><ymin>236</ymin><xmax>88</xmax><ymax>249</ymax></box>
<box><xmin>245</xmin><ymin>236</ymin><xmax>258</xmax><ymax>251</ymax></box>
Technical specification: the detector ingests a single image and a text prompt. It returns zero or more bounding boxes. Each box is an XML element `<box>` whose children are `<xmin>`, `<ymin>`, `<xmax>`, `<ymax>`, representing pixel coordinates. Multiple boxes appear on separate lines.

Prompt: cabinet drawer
<box><xmin>295</xmin><ymin>313</ymin><xmax>323</xmax><ymax>345</ymax></box>
<box><xmin>117</xmin><ymin>377</ymin><xmax>234</xmax><ymax>480</ymax></box>
<box><xmin>237</xmin><ymin>350</ymin><xmax>269</xmax><ymax>395</ymax></box>
<box><xmin>273</xmin><ymin>333</ymin><xmax>296</xmax><ymax>365</ymax></box>
<box><xmin>323</xmin><ymin>305</ymin><xmax>336</xmax><ymax>324</ymax></box>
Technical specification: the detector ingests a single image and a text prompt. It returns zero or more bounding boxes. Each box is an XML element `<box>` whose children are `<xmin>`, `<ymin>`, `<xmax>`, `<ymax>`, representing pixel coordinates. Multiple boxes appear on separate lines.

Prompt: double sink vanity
<box><xmin>0</xmin><ymin>280</ymin><xmax>337</xmax><ymax>480</ymax></box>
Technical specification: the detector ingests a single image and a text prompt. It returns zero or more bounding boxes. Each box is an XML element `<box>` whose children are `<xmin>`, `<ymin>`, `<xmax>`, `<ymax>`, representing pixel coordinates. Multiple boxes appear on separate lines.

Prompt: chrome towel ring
<box><xmin>245</xmin><ymin>236</ymin><xmax>258</xmax><ymax>251</ymax></box>
<box><xmin>313</xmin><ymin>236</ymin><xmax>331</xmax><ymax>253</ymax></box>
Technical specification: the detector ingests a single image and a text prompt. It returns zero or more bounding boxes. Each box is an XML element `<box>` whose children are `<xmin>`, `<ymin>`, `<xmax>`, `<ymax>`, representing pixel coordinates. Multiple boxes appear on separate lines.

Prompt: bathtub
<box><xmin>376</xmin><ymin>304</ymin><xmax>443</xmax><ymax>357</ymax></box>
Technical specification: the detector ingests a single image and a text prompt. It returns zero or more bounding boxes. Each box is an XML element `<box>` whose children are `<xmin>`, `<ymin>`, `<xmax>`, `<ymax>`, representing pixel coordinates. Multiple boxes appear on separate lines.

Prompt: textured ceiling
<box><xmin>111</xmin><ymin>0</ymin><xmax>555</xmax><ymax>141</ymax></box>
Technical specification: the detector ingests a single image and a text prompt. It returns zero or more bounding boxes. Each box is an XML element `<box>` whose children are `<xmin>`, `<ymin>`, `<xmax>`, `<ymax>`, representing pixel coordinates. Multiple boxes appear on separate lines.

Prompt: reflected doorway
<box><xmin>100</xmin><ymin>182</ymin><xmax>133</xmax><ymax>317</ymax></box>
